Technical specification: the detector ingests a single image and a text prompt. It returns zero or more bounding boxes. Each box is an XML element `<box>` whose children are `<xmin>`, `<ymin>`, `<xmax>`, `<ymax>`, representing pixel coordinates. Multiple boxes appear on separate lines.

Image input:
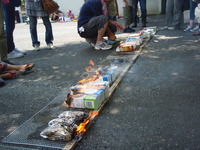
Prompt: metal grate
<box><xmin>2</xmin><ymin>59</ymin><xmax>129</xmax><ymax>149</ymax></box>
<box><xmin>2</xmin><ymin>89</ymin><xmax>90</xmax><ymax>149</ymax></box>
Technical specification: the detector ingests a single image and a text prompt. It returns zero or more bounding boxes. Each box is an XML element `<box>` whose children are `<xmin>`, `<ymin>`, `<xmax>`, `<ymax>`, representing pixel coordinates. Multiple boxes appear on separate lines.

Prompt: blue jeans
<box><xmin>190</xmin><ymin>0</ymin><xmax>197</xmax><ymax>20</ymax></box>
<box><xmin>29</xmin><ymin>16</ymin><xmax>53</xmax><ymax>47</ymax></box>
<box><xmin>133</xmin><ymin>0</ymin><xmax>147</xmax><ymax>23</ymax></box>
<box><xmin>3</xmin><ymin>0</ymin><xmax>16</xmax><ymax>53</ymax></box>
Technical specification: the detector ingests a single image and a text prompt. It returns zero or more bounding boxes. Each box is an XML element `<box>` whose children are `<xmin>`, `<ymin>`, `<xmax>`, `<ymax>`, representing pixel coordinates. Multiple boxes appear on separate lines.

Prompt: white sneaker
<box><xmin>190</xmin><ymin>25</ymin><xmax>199</xmax><ymax>32</ymax></box>
<box><xmin>184</xmin><ymin>25</ymin><xmax>192</xmax><ymax>32</ymax></box>
<box><xmin>14</xmin><ymin>48</ymin><xmax>26</xmax><ymax>55</ymax></box>
<box><xmin>168</xmin><ymin>26</ymin><xmax>175</xmax><ymax>30</ymax></box>
<box><xmin>47</xmin><ymin>43</ymin><xmax>55</xmax><ymax>49</ymax></box>
<box><xmin>94</xmin><ymin>42</ymin><xmax>112</xmax><ymax>50</ymax></box>
<box><xmin>34</xmin><ymin>44</ymin><xmax>40</xmax><ymax>51</ymax></box>
<box><xmin>8</xmin><ymin>50</ymin><xmax>24</xmax><ymax>59</ymax></box>
<box><xmin>163</xmin><ymin>26</ymin><xmax>168</xmax><ymax>29</ymax></box>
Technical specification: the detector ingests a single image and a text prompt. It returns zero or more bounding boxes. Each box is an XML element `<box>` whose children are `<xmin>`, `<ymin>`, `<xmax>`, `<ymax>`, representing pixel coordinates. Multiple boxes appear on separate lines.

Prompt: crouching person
<box><xmin>77</xmin><ymin>0</ymin><xmax>123</xmax><ymax>50</ymax></box>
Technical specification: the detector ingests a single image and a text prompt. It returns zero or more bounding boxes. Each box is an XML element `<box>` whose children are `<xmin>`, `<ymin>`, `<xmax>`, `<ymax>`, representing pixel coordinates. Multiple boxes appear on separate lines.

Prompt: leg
<box><xmin>189</xmin><ymin>0</ymin><xmax>197</xmax><ymax>27</ymax></box>
<box><xmin>29</xmin><ymin>16</ymin><xmax>40</xmax><ymax>47</ymax></box>
<box><xmin>172</xmin><ymin>0</ymin><xmax>181</xmax><ymax>28</ymax></box>
<box><xmin>0</xmin><ymin>3</ymin><xmax>8</xmax><ymax>61</ymax></box>
<box><xmin>133</xmin><ymin>0</ymin><xmax>139</xmax><ymax>27</ymax></box>
<box><xmin>165</xmin><ymin>0</ymin><xmax>174</xmax><ymax>27</ymax></box>
<box><xmin>139</xmin><ymin>0</ymin><xmax>147</xmax><ymax>27</ymax></box>
<box><xmin>2</xmin><ymin>2</ymin><xmax>16</xmax><ymax>53</ymax></box>
<box><xmin>15</xmin><ymin>10</ymin><xmax>21</xmax><ymax>23</ymax></box>
<box><xmin>42</xmin><ymin>16</ymin><xmax>54</xmax><ymax>45</ymax></box>
<box><xmin>123</xmin><ymin>6</ymin><xmax>133</xmax><ymax>28</ymax></box>
<box><xmin>96</xmin><ymin>21</ymin><xmax>109</xmax><ymax>43</ymax></box>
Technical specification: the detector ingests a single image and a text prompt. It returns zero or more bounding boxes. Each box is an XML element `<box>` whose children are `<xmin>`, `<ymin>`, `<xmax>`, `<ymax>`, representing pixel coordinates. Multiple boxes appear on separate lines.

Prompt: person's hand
<box><xmin>111</xmin><ymin>20</ymin><xmax>123</xmax><ymax>32</ymax></box>
<box><xmin>115</xmin><ymin>22</ymin><xmax>124</xmax><ymax>32</ymax></box>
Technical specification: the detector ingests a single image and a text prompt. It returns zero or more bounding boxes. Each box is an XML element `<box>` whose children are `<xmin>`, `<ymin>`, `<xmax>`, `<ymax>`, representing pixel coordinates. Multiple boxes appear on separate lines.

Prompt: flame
<box><xmin>85</xmin><ymin>66</ymin><xmax>93</xmax><ymax>71</ymax></box>
<box><xmin>76</xmin><ymin>111</ymin><xmax>99</xmax><ymax>134</ymax></box>
<box><xmin>89</xmin><ymin>60</ymin><xmax>95</xmax><ymax>66</ymax></box>
<box><xmin>76</xmin><ymin>120</ymin><xmax>90</xmax><ymax>134</ymax></box>
<box><xmin>78</xmin><ymin>75</ymin><xmax>98</xmax><ymax>84</ymax></box>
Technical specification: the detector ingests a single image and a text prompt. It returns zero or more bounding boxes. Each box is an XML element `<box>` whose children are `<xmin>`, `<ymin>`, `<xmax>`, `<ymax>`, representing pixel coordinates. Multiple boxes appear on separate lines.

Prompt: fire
<box><xmin>76</xmin><ymin>111</ymin><xmax>99</xmax><ymax>134</ymax></box>
<box><xmin>76</xmin><ymin>120</ymin><xmax>90</xmax><ymax>134</ymax></box>
<box><xmin>89</xmin><ymin>60</ymin><xmax>95</xmax><ymax>66</ymax></box>
<box><xmin>85</xmin><ymin>66</ymin><xmax>93</xmax><ymax>71</ymax></box>
<box><xmin>78</xmin><ymin>75</ymin><xmax>98</xmax><ymax>84</ymax></box>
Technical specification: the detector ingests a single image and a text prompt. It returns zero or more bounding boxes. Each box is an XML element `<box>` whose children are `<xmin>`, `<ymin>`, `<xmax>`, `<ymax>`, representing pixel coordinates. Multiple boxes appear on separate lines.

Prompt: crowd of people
<box><xmin>1</xmin><ymin>0</ymin><xmax>200</xmax><ymax>86</ymax></box>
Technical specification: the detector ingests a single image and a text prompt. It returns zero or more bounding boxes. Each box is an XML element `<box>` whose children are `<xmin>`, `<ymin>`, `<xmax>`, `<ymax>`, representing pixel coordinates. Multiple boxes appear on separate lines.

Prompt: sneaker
<box><xmin>190</xmin><ymin>25</ymin><xmax>199</xmax><ymax>32</ymax></box>
<box><xmin>163</xmin><ymin>26</ymin><xmax>168</xmax><ymax>30</ymax></box>
<box><xmin>94</xmin><ymin>42</ymin><xmax>112</xmax><ymax>50</ymax></box>
<box><xmin>184</xmin><ymin>25</ymin><xmax>192</xmax><ymax>32</ymax></box>
<box><xmin>107</xmin><ymin>39</ymin><xmax>120</xmax><ymax>45</ymax></box>
<box><xmin>168</xmin><ymin>26</ymin><xmax>175</xmax><ymax>30</ymax></box>
<box><xmin>47</xmin><ymin>43</ymin><xmax>55</xmax><ymax>49</ymax></box>
<box><xmin>124</xmin><ymin>27</ymin><xmax>135</xmax><ymax>33</ymax></box>
<box><xmin>34</xmin><ymin>44</ymin><xmax>40</xmax><ymax>51</ymax></box>
<box><xmin>142</xmin><ymin>23</ymin><xmax>146</xmax><ymax>27</ymax></box>
<box><xmin>8</xmin><ymin>50</ymin><xmax>24</xmax><ymax>59</ymax></box>
<box><xmin>14</xmin><ymin>48</ymin><xmax>26</xmax><ymax>55</ymax></box>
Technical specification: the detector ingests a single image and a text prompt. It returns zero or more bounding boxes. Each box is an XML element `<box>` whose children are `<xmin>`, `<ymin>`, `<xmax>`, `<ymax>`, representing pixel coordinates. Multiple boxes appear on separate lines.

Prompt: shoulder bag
<box><xmin>42</xmin><ymin>0</ymin><xmax>59</xmax><ymax>14</ymax></box>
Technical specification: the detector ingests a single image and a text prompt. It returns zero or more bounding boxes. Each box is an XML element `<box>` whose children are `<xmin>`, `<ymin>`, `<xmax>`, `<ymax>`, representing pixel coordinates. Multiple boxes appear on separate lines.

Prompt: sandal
<box><xmin>1</xmin><ymin>70</ymin><xmax>19</xmax><ymax>79</ymax></box>
<box><xmin>19</xmin><ymin>63</ymin><xmax>35</xmax><ymax>74</ymax></box>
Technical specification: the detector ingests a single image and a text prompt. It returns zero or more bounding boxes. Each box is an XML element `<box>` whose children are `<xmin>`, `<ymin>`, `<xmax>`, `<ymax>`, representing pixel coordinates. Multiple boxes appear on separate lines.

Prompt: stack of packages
<box><xmin>116</xmin><ymin>26</ymin><xmax>157</xmax><ymax>52</ymax></box>
<box><xmin>65</xmin><ymin>64</ymin><xmax>119</xmax><ymax>110</ymax></box>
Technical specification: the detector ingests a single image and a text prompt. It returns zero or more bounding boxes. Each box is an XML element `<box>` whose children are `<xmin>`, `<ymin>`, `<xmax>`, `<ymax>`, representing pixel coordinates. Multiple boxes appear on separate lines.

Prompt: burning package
<box><xmin>40</xmin><ymin>111</ymin><xmax>88</xmax><ymax>141</ymax></box>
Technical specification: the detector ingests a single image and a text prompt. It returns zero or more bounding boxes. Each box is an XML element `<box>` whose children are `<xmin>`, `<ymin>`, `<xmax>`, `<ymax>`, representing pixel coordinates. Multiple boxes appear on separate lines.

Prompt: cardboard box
<box><xmin>84</xmin><ymin>89</ymin><xmax>105</xmax><ymax>109</ymax></box>
<box><xmin>70</xmin><ymin>95</ymin><xmax>85</xmax><ymax>108</ymax></box>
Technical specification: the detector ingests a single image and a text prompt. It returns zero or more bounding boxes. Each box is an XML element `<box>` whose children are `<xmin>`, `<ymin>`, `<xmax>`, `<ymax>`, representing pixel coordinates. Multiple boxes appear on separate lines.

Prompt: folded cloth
<box><xmin>1</xmin><ymin>0</ymin><xmax>10</xmax><ymax>4</ymax></box>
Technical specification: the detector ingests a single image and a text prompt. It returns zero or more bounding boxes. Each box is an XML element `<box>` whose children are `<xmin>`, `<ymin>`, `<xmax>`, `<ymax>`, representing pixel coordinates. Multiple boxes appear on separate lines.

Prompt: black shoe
<box><xmin>142</xmin><ymin>23</ymin><xmax>146</xmax><ymax>27</ymax></box>
<box><xmin>2</xmin><ymin>60</ymin><xmax>15</xmax><ymax>65</ymax></box>
<box><xmin>0</xmin><ymin>78</ymin><xmax>5</xmax><ymax>87</ymax></box>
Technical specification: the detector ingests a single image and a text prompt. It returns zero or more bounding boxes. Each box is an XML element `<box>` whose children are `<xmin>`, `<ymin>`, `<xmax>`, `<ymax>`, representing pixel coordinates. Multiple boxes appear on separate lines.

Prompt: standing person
<box><xmin>164</xmin><ymin>0</ymin><xmax>182</xmax><ymax>30</ymax></box>
<box><xmin>192</xmin><ymin>3</ymin><xmax>200</xmax><ymax>35</ymax></box>
<box><xmin>184</xmin><ymin>0</ymin><xmax>200</xmax><ymax>32</ymax></box>
<box><xmin>15</xmin><ymin>6</ymin><xmax>21</xmax><ymax>23</ymax></box>
<box><xmin>77</xmin><ymin>0</ymin><xmax>123</xmax><ymax>50</ymax></box>
<box><xmin>2</xmin><ymin>0</ymin><xmax>25</xmax><ymax>59</ymax></box>
<box><xmin>25</xmin><ymin>0</ymin><xmax>54</xmax><ymax>50</ymax></box>
<box><xmin>132</xmin><ymin>0</ymin><xmax>147</xmax><ymax>27</ymax></box>
<box><xmin>107</xmin><ymin>0</ymin><xmax>119</xmax><ymax>21</ymax></box>
<box><xmin>0</xmin><ymin>0</ymin><xmax>14</xmax><ymax>65</ymax></box>
<box><xmin>122</xmin><ymin>0</ymin><xmax>135</xmax><ymax>33</ymax></box>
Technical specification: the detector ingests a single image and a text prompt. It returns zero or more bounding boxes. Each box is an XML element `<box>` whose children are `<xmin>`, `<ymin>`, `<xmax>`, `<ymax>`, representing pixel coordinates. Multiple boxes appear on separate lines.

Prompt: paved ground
<box><xmin>0</xmin><ymin>15</ymin><xmax>200</xmax><ymax>150</ymax></box>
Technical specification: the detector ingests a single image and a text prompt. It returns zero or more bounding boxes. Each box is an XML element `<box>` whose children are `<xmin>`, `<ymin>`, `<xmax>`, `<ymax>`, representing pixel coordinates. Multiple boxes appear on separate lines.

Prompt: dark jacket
<box><xmin>78</xmin><ymin>0</ymin><xmax>103</xmax><ymax>28</ymax></box>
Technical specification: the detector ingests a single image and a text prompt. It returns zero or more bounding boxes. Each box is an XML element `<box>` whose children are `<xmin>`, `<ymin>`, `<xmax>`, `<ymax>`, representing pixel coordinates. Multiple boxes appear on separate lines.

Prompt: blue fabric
<box><xmin>190</xmin><ymin>0</ymin><xmax>197</xmax><ymax>20</ymax></box>
<box><xmin>133</xmin><ymin>0</ymin><xmax>147</xmax><ymax>23</ymax></box>
<box><xmin>78</xmin><ymin>0</ymin><xmax>103</xmax><ymax>28</ymax></box>
<box><xmin>2</xmin><ymin>0</ymin><xmax>15</xmax><ymax>53</ymax></box>
<box><xmin>29</xmin><ymin>16</ymin><xmax>53</xmax><ymax>47</ymax></box>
